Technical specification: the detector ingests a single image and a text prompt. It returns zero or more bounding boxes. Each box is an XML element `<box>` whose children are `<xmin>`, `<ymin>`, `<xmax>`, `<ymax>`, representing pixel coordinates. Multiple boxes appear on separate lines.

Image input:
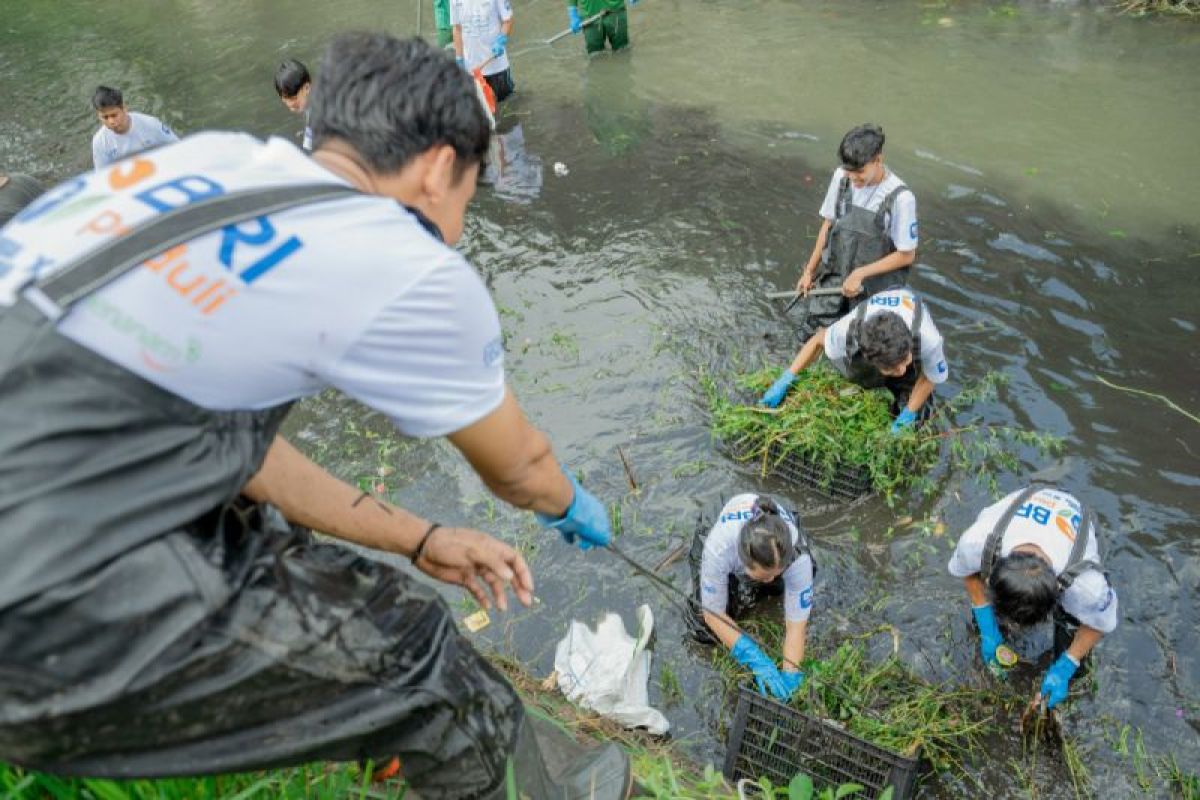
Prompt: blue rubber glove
<box><xmin>731</xmin><ymin>635</ymin><xmax>791</xmax><ymax>700</ymax></box>
<box><xmin>890</xmin><ymin>408</ymin><xmax>918</xmax><ymax>435</ymax></box>
<box><xmin>971</xmin><ymin>604</ymin><xmax>1007</xmax><ymax>668</ymax></box>
<box><xmin>491</xmin><ymin>33</ymin><xmax>508</xmax><ymax>57</ymax></box>
<box><xmin>778</xmin><ymin>670</ymin><xmax>805</xmax><ymax>700</ymax></box>
<box><xmin>568</xmin><ymin>5</ymin><xmax>582</xmax><ymax>33</ymax></box>
<box><xmin>629</xmin><ymin>0</ymin><xmax>639</xmax><ymax>5</ymax></box>
<box><xmin>535</xmin><ymin>470</ymin><xmax>612</xmax><ymax>551</ymax></box>
<box><xmin>456</xmin><ymin>56</ymin><xmax>466</xmax><ymax>70</ymax></box>
<box><xmin>759</xmin><ymin>368</ymin><xmax>797</xmax><ymax>408</ymax></box>
<box><xmin>1041</xmin><ymin>652</ymin><xmax>1080</xmax><ymax>710</ymax></box>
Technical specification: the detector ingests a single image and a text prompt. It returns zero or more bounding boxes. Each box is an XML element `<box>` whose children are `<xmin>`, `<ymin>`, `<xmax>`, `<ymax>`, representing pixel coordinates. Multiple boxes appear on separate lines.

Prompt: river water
<box><xmin>1</xmin><ymin>0</ymin><xmax>1197</xmax><ymax>795</ymax></box>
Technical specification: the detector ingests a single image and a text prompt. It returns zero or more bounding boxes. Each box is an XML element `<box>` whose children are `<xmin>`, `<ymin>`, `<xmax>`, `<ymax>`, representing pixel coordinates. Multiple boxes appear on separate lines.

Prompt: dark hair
<box><xmin>858</xmin><ymin>311</ymin><xmax>912</xmax><ymax>371</ymax></box>
<box><xmin>92</xmin><ymin>86</ymin><xmax>123</xmax><ymax>111</ymax></box>
<box><xmin>737</xmin><ymin>496</ymin><xmax>795</xmax><ymax>572</ymax></box>
<box><xmin>988</xmin><ymin>552</ymin><xmax>1059</xmax><ymax>626</ymax></box>
<box><xmin>838</xmin><ymin>123</ymin><xmax>885</xmax><ymax>171</ymax></box>
<box><xmin>308</xmin><ymin>33</ymin><xmax>489</xmax><ymax>175</ymax></box>
<box><xmin>274</xmin><ymin>59</ymin><xmax>312</xmax><ymax>98</ymax></box>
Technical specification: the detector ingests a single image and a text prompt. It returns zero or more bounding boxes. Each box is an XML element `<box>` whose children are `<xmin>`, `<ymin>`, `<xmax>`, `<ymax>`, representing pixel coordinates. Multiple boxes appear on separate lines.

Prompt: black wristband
<box><xmin>411</xmin><ymin>522</ymin><xmax>442</xmax><ymax>563</ymax></box>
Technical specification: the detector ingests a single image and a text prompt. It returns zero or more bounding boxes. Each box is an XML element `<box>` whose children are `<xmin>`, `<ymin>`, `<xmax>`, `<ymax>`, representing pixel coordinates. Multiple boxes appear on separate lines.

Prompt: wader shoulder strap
<box><xmin>844</xmin><ymin>294</ymin><xmax>873</xmax><ymax>356</ymax></box>
<box><xmin>1057</xmin><ymin>508</ymin><xmax>1103</xmax><ymax>591</ymax></box>
<box><xmin>783</xmin><ymin>505</ymin><xmax>816</xmax><ymax>576</ymax></box>
<box><xmin>980</xmin><ymin>484</ymin><xmax>1044</xmax><ymax>582</ymax></box>
<box><xmin>875</xmin><ymin>185</ymin><xmax>911</xmax><ymax>225</ymax></box>
<box><xmin>29</xmin><ymin>183</ymin><xmax>359</xmax><ymax>318</ymax></box>
<box><xmin>910</xmin><ymin>294</ymin><xmax>924</xmax><ymax>367</ymax></box>
<box><xmin>834</xmin><ymin>176</ymin><xmax>852</xmax><ymax>220</ymax></box>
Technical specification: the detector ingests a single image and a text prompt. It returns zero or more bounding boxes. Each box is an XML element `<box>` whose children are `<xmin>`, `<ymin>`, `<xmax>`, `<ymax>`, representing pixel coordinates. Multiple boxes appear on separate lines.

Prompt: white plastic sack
<box><xmin>553</xmin><ymin>605</ymin><xmax>669</xmax><ymax>735</ymax></box>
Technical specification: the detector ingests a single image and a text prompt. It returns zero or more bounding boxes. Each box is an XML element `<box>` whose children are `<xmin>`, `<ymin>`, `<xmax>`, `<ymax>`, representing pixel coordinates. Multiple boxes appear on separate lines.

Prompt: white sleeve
<box><xmin>782</xmin><ymin>554</ymin><xmax>814</xmax><ymax>623</ymax></box>
<box><xmin>822</xmin><ymin>314</ymin><xmax>851</xmax><ymax>363</ymax></box>
<box><xmin>92</xmin><ymin>134</ymin><xmax>109</xmax><ymax>169</ymax></box>
<box><xmin>1061</xmin><ymin>570</ymin><xmax>1118</xmax><ymax>634</ymax></box>
<box><xmin>497</xmin><ymin>0</ymin><xmax>513</xmax><ymax>22</ymax></box>
<box><xmin>818</xmin><ymin>169</ymin><xmax>843</xmax><ymax>221</ymax></box>
<box><xmin>449</xmin><ymin>0</ymin><xmax>462</xmax><ymax>24</ymax></box>
<box><xmin>890</xmin><ymin>188</ymin><xmax>918</xmax><ymax>251</ymax></box>
<box><xmin>158</xmin><ymin>120</ymin><xmax>179</xmax><ymax>144</ymax></box>
<box><xmin>326</xmin><ymin>255</ymin><xmax>507</xmax><ymax>438</ymax></box>
<box><xmin>919</xmin><ymin>315</ymin><xmax>948</xmax><ymax>385</ymax></box>
<box><xmin>699</xmin><ymin>533</ymin><xmax>730</xmax><ymax>617</ymax></box>
<box><xmin>948</xmin><ymin>492</ymin><xmax>1022</xmax><ymax>577</ymax></box>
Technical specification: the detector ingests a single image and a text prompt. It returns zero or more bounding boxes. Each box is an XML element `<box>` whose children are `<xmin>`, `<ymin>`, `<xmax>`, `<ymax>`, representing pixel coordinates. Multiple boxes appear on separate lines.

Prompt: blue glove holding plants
<box><xmin>568</xmin><ymin>5</ymin><xmax>582</xmax><ymax>33</ymax></box>
<box><xmin>759</xmin><ymin>368</ymin><xmax>796</xmax><ymax>408</ymax></box>
<box><xmin>731</xmin><ymin>635</ymin><xmax>791</xmax><ymax>700</ymax></box>
<box><xmin>972</xmin><ymin>604</ymin><xmax>1007</xmax><ymax>668</ymax></box>
<box><xmin>491</xmin><ymin>33</ymin><xmax>508</xmax><ymax>57</ymax></box>
<box><xmin>890</xmin><ymin>408</ymin><xmax>918</xmax><ymax>434</ymax></box>
<box><xmin>1040</xmin><ymin>652</ymin><xmax>1079</xmax><ymax>709</ymax></box>
<box><xmin>778</xmin><ymin>670</ymin><xmax>805</xmax><ymax>699</ymax></box>
<box><xmin>535</xmin><ymin>470</ymin><xmax>611</xmax><ymax>551</ymax></box>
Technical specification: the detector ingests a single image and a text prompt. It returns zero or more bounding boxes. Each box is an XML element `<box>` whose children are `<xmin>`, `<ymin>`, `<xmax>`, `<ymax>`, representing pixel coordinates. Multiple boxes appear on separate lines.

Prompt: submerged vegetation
<box><xmin>704</xmin><ymin>367</ymin><xmax>1064</xmax><ymax>506</ymax></box>
<box><xmin>1117</xmin><ymin>0</ymin><xmax>1200</xmax><ymax>16</ymax></box>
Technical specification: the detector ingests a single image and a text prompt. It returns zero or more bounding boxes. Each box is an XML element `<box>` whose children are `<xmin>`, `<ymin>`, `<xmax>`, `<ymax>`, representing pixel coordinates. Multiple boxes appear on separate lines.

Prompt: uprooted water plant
<box><xmin>703</xmin><ymin>366</ymin><xmax>1064</xmax><ymax>506</ymax></box>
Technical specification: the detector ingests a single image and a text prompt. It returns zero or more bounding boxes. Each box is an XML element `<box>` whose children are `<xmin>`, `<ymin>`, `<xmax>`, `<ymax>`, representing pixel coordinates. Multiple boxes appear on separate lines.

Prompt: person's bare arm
<box><xmin>797</xmin><ymin>217</ymin><xmax>833</xmax><ymax>293</ymax></box>
<box><xmin>242</xmin><ymin>435</ymin><xmax>533</xmax><ymax>610</ymax></box>
<box><xmin>446</xmin><ymin>387</ymin><xmax>574</xmax><ymax>516</ymax></box>
<box><xmin>787</xmin><ymin>327</ymin><xmax>827</xmax><ymax>374</ymax></box>
<box><xmin>842</xmin><ymin>249</ymin><xmax>916</xmax><ymax>297</ymax></box>
<box><xmin>500</xmin><ymin>17</ymin><xmax>513</xmax><ymax>35</ymax></box>
<box><xmin>1063</xmin><ymin>625</ymin><xmax>1104</xmax><ymax>663</ymax></box>
<box><xmin>905</xmin><ymin>374</ymin><xmax>935</xmax><ymax>415</ymax></box>
<box><xmin>452</xmin><ymin>25</ymin><xmax>465</xmax><ymax>59</ymax></box>
<box><xmin>782</xmin><ymin>619</ymin><xmax>808</xmax><ymax>672</ymax></box>
<box><xmin>964</xmin><ymin>573</ymin><xmax>989</xmax><ymax>606</ymax></box>
<box><xmin>703</xmin><ymin>610</ymin><xmax>744</xmax><ymax>651</ymax></box>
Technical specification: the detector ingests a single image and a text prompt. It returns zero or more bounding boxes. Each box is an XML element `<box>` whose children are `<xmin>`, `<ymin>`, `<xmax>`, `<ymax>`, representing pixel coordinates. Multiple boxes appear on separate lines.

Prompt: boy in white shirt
<box><xmin>90</xmin><ymin>86</ymin><xmax>178</xmax><ymax>169</ymax></box>
<box><xmin>794</xmin><ymin>123</ymin><xmax>918</xmax><ymax>335</ymax></box>
<box><xmin>451</xmin><ymin>0</ymin><xmax>515</xmax><ymax>103</ymax></box>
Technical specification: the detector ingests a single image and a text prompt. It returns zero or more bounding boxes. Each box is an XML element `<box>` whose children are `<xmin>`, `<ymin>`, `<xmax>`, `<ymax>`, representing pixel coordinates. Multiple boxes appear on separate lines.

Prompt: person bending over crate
<box><xmin>758</xmin><ymin>287</ymin><xmax>948</xmax><ymax>434</ymax></box>
<box><xmin>949</xmin><ymin>485</ymin><xmax>1118</xmax><ymax>710</ymax></box>
<box><xmin>689</xmin><ymin>494</ymin><xmax>815</xmax><ymax>701</ymax></box>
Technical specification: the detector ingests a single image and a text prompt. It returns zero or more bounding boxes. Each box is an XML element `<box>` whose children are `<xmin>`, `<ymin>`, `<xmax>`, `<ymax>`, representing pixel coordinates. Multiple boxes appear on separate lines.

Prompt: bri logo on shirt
<box><xmin>869</xmin><ymin>294</ymin><xmax>915</xmax><ymax>311</ymax></box>
<box><xmin>1015</xmin><ymin>497</ymin><xmax>1081</xmax><ymax>541</ymax></box>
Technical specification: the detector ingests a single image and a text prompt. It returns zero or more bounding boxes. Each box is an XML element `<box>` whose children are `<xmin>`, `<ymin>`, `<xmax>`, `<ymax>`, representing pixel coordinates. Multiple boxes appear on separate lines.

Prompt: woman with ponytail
<box><xmin>690</xmin><ymin>493</ymin><xmax>815</xmax><ymax>701</ymax></box>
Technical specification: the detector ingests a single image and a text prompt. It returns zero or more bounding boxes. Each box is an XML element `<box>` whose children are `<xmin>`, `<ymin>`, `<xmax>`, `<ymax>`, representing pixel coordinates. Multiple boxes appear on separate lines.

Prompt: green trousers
<box><xmin>584</xmin><ymin>8</ymin><xmax>629</xmax><ymax>53</ymax></box>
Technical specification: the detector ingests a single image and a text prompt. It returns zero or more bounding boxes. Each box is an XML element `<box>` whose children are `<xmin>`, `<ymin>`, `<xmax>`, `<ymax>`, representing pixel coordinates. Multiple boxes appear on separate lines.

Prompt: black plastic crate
<box><xmin>727</xmin><ymin>437</ymin><xmax>873</xmax><ymax>502</ymax></box>
<box><xmin>723</xmin><ymin>685</ymin><xmax>922</xmax><ymax>800</ymax></box>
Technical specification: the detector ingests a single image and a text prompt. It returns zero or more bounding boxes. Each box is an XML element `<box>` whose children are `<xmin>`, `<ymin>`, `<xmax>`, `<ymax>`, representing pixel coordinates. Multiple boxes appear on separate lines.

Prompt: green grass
<box><xmin>704</xmin><ymin>366</ymin><xmax>1063</xmax><ymax>506</ymax></box>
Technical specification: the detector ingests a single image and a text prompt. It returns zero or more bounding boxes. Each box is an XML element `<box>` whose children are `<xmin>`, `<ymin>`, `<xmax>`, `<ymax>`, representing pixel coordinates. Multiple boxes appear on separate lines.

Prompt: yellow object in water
<box><xmin>463</xmin><ymin>609</ymin><xmax>491</xmax><ymax>633</ymax></box>
<box><xmin>996</xmin><ymin>644</ymin><xmax>1019</xmax><ymax>667</ymax></box>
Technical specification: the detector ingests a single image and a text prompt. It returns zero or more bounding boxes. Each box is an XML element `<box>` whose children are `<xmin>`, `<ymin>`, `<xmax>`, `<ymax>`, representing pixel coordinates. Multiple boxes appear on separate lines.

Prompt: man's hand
<box><xmin>568</xmin><ymin>5</ymin><xmax>583</xmax><ymax>33</ymax></box>
<box><xmin>536</xmin><ymin>471</ymin><xmax>612</xmax><ymax>550</ymax></box>
<box><xmin>795</xmin><ymin>269</ymin><xmax>815</xmax><ymax>295</ymax></box>
<box><xmin>1040</xmin><ymin>652</ymin><xmax>1080</xmax><ymax>709</ymax></box>
<box><xmin>414</xmin><ymin>526</ymin><xmax>534</xmax><ymax>612</ymax></box>
<box><xmin>491</xmin><ymin>33</ymin><xmax>508</xmax><ymax>57</ymax></box>
<box><xmin>841</xmin><ymin>268</ymin><xmax>865</xmax><ymax>297</ymax></box>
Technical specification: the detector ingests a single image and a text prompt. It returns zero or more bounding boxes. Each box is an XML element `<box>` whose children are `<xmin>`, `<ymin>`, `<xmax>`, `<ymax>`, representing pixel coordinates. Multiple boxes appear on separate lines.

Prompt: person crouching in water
<box><xmin>689</xmin><ymin>494</ymin><xmax>814</xmax><ymax>701</ymax></box>
<box><xmin>949</xmin><ymin>485</ymin><xmax>1118</xmax><ymax>710</ymax></box>
<box><xmin>758</xmin><ymin>288</ymin><xmax>948</xmax><ymax>434</ymax></box>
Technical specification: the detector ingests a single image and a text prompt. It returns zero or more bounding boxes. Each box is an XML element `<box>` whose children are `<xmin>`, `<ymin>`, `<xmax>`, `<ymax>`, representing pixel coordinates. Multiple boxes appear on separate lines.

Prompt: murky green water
<box><xmin>2</xmin><ymin>0</ymin><xmax>1197</xmax><ymax>795</ymax></box>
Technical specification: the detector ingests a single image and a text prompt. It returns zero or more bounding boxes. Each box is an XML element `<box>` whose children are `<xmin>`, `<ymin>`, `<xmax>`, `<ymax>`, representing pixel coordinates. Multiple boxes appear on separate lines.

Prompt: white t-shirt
<box><xmin>948</xmin><ymin>488</ymin><xmax>1118</xmax><ymax>633</ymax></box>
<box><xmin>0</xmin><ymin>132</ymin><xmax>506</xmax><ymax>438</ymax></box>
<box><xmin>450</xmin><ymin>0</ymin><xmax>513</xmax><ymax>76</ymax></box>
<box><xmin>92</xmin><ymin>112</ymin><xmax>180</xmax><ymax>169</ymax></box>
<box><xmin>700</xmin><ymin>494</ymin><xmax>815</xmax><ymax>624</ymax></box>
<box><xmin>819</xmin><ymin>167</ymin><xmax>918</xmax><ymax>252</ymax></box>
<box><xmin>824</xmin><ymin>289</ymin><xmax>948</xmax><ymax>385</ymax></box>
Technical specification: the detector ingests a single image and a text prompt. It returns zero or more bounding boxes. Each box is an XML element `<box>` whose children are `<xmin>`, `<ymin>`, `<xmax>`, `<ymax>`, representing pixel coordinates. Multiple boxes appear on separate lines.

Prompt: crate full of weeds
<box><xmin>723</xmin><ymin>684</ymin><xmax>922</xmax><ymax>800</ymax></box>
<box><xmin>728</xmin><ymin>436</ymin><xmax>873</xmax><ymax>502</ymax></box>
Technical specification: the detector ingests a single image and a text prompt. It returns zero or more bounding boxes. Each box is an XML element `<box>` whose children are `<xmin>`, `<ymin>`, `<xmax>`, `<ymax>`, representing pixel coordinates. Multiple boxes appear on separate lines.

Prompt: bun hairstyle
<box><xmin>737</xmin><ymin>496</ymin><xmax>796</xmax><ymax>572</ymax></box>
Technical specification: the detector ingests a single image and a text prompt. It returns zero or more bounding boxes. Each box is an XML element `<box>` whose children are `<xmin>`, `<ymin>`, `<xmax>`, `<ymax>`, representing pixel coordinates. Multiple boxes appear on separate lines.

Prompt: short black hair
<box><xmin>737</xmin><ymin>496</ymin><xmax>796</xmax><ymax>572</ymax></box>
<box><xmin>858</xmin><ymin>311</ymin><xmax>912</xmax><ymax>371</ymax></box>
<box><xmin>92</xmin><ymin>86</ymin><xmax>124</xmax><ymax>111</ymax></box>
<box><xmin>274</xmin><ymin>59</ymin><xmax>312</xmax><ymax>98</ymax></box>
<box><xmin>989</xmin><ymin>552</ymin><xmax>1059</xmax><ymax>626</ymax></box>
<box><xmin>839</xmin><ymin>123</ymin><xmax>885</xmax><ymax>171</ymax></box>
<box><xmin>308</xmin><ymin>33</ymin><xmax>489</xmax><ymax>175</ymax></box>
